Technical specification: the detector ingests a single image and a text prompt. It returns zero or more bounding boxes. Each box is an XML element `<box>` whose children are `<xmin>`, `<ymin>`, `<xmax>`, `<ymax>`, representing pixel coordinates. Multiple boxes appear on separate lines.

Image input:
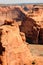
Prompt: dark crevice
<box><xmin>0</xmin><ymin>58</ymin><xmax>2</xmax><ymax>65</ymax></box>
<box><xmin>0</xmin><ymin>42</ymin><xmax>5</xmax><ymax>55</ymax></box>
<box><xmin>38</xmin><ymin>28</ymin><xmax>43</xmax><ymax>44</ymax></box>
<box><xmin>0</xmin><ymin>29</ymin><xmax>5</xmax><ymax>65</ymax></box>
<box><xmin>26</xmin><ymin>37</ymin><xmax>32</xmax><ymax>44</ymax></box>
<box><xmin>0</xmin><ymin>29</ymin><xmax>5</xmax><ymax>55</ymax></box>
<box><xmin>0</xmin><ymin>20</ymin><xmax>14</xmax><ymax>26</ymax></box>
<box><xmin>4</xmin><ymin>20</ymin><xmax>13</xmax><ymax>25</ymax></box>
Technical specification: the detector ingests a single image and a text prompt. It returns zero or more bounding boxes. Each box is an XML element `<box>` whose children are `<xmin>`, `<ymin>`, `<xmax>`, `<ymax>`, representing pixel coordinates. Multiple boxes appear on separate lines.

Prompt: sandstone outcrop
<box><xmin>26</xmin><ymin>5</ymin><xmax>43</xmax><ymax>44</ymax></box>
<box><xmin>0</xmin><ymin>5</ymin><xmax>43</xmax><ymax>65</ymax></box>
<box><xmin>20</xmin><ymin>17</ymin><xmax>40</xmax><ymax>44</ymax></box>
<box><xmin>0</xmin><ymin>23</ymin><xmax>33</xmax><ymax>65</ymax></box>
<box><xmin>20</xmin><ymin>32</ymin><xmax>26</xmax><ymax>41</ymax></box>
<box><xmin>0</xmin><ymin>5</ymin><xmax>43</xmax><ymax>44</ymax></box>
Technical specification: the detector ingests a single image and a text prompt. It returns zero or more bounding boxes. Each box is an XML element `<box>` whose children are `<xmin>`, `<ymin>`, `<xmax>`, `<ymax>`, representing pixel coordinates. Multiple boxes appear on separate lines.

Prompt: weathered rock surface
<box><xmin>20</xmin><ymin>32</ymin><xmax>26</xmax><ymax>41</ymax></box>
<box><xmin>38</xmin><ymin>28</ymin><xmax>43</xmax><ymax>44</ymax></box>
<box><xmin>26</xmin><ymin>5</ymin><xmax>43</xmax><ymax>44</ymax></box>
<box><xmin>0</xmin><ymin>24</ymin><xmax>33</xmax><ymax>65</ymax></box>
<box><xmin>20</xmin><ymin>17</ymin><xmax>40</xmax><ymax>44</ymax></box>
<box><xmin>0</xmin><ymin>5</ymin><xmax>43</xmax><ymax>65</ymax></box>
<box><xmin>0</xmin><ymin>5</ymin><xmax>43</xmax><ymax>44</ymax></box>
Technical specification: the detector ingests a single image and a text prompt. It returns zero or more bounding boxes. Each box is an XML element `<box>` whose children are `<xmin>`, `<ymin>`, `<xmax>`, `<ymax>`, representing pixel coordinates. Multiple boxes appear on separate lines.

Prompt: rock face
<box><xmin>12</xmin><ymin>7</ymin><xmax>26</xmax><ymax>22</ymax></box>
<box><xmin>0</xmin><ymin>23</ymin><xmax>33</xmax><ymax>65</ymax></box>
<box><xmin>0</xmin><ymin>6</ymin><xmax>26</xmax><ymax>23</ymax></box>
<box><xmin>0</xmin><ymin>5</ymin><xmax>43</xmax><ymax>65</ymax></box>
<box><xmin>38</xmin><ymin>28</ymin><xmax>43</xmax><ymax>44</ymax></box>
<box><xmin>20</xmin><ymin>17</ymin><xmax>40</xmax><ymax>44</ymax></box>
<box><xmin>20</xmin><ymin>32</ymin><xmax>26</xmax><ymax>41</ymax></box>
<box><xmin>0</xmin><ymin>5</ymin><xmax>42</xmax><ymax>44</ymax></box>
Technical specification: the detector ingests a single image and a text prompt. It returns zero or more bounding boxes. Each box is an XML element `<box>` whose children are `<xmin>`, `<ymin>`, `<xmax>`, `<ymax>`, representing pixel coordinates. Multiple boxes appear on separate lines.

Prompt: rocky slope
<box><xmin>0</xmin><ymin>21</ymin><xmax>33</xmax><ymax>65</ymax></box>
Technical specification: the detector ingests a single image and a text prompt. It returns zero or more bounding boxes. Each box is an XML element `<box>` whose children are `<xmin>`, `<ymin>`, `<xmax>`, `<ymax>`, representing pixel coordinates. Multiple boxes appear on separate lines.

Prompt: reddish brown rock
<box><xmin>20</xmin><ymin>17</ymin><xmax>40</xmax><ymax>44</ymax></box>
<box><xmin>0</xmin><ymin>24</ymin><xmax>33</xmax><ymax>65</ymax></box>
<box><xmin>20</xmin><ymin>32</ymin><xmax>26</xmax><ymax>41</ymax></box>
<box><xmin>38</xmin><ymin>28</ymin><xmax>43</xmax><ymax>44</ymax></box>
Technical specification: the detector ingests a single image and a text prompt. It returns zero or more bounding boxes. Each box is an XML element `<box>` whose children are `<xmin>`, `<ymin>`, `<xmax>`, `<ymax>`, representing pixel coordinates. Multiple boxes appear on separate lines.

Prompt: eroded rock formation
<box><xmin>20</xmin><ymin>17</ymin><xmax>40</xmax><ymax>44</ymax></box>
<box><xmin>0</xmin><ymin>5</ymin><xmax>43</xmax><ymax>44</ymax></box>
<box><xmin>0</xmin><ymin>5</ymin><xmax>43</xmax><ymax>65</ymax></box>
<box><xmin>38</xmin><ymin>28</ymin><xmax>43</xmax><ymax>44</ymax></box>
<box><xmin>0</xmin><ymin>22</ymin><xmax>33</xmax><ymax>65</ymax></box>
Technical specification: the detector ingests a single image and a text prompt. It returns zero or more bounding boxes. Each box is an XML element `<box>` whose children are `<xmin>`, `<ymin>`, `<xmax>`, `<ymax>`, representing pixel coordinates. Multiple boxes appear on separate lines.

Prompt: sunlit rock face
<box><xmin>0</xmin><ymin>5</ymin><xmax>43</xmax><ymax>44</ymax></box>
<box><xmin>0</xmin><ymin>5</ymin><xmax>43</xmax><ymax>65</ymax></box>
<box><xmin>20</xmin><ymin>32</ymin><xmax>26</xmax><ymax>41</ymax></box>
<box><xmin>0</xmin><ymin>23</ymin><xmax>33</xmax><ymax>65</ymax></box>
<box><xmin>0</xmin><ymin>5</ymin><xmax>42</xmax><ymax>43</ymax></box>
